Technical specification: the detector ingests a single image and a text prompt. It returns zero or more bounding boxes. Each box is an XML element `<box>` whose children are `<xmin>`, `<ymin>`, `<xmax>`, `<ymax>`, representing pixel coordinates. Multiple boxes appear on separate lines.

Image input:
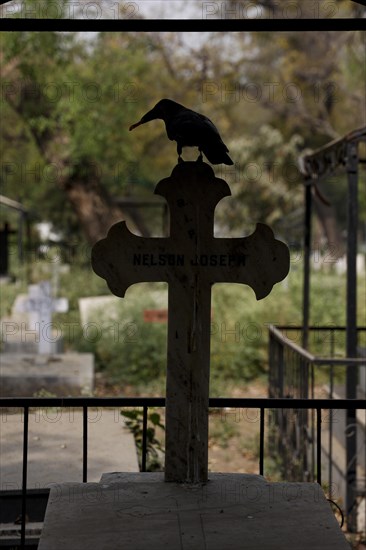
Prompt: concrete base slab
<box><xmin>0</xmin><ymin>353</ymin><xmax>94</xmax><ymax>396</ymax></box>
<box><xmin>38</xmin><ymin>473</ymin><xmax>349</xmax><ymax>550</ymax></box>
<box><xmin>0</xmin><ymin>411</ymin><xmax>138</xmax><ymax>489</ymax></box>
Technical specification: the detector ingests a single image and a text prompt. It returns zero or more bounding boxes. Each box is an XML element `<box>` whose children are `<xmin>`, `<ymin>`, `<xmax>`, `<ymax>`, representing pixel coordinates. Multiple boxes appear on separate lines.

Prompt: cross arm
<box><xmin>91</xmin><ymin>221</ymin><xmax>171</xmax><ymax>298</ymax></box>
<box><xmin>211</xmin><ymin>223</ymin><xmax>290</xmax><ymax>299</ymax></box>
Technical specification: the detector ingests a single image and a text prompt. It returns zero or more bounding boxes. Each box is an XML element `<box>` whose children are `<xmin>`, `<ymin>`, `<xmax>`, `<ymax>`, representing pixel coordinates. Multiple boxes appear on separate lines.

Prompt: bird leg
<box><xmin>177</xmin><ymin>143</ymin><xmax>184</xmax><ymax>163</ymax></box>
<box><xmin>196</xmin><ymin>147</ymin><xmax>203</xmax><ymax>162</ymax></box>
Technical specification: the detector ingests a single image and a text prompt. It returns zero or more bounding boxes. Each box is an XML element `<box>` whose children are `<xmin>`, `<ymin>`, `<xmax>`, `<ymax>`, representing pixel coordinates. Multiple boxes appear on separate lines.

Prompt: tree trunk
<box><xmin>3</xmin><ymin>77</ymin><xmax>151</xmax><ymax>244</ymax></box>
<box><xmin>64</xmin><ymin>168</ymin><xmax>151</xmax><ymax>244</ymax></box>
<box><xmin>64</xmin><ymin>175</ymin><xmax>124</xmax><ymax>245</ymax></box>
<box><xmin>313</xmin><ymin>195</ymin><xmax>344</xmax><ymax>259</ymax></box>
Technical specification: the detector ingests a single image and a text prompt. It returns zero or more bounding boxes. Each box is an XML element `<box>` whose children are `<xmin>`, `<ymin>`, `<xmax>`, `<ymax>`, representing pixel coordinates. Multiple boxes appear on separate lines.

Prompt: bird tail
<box><xmin>202</xmin><ymin>144</ymin><xmax>234</xmax><ymax>165</ymax></box>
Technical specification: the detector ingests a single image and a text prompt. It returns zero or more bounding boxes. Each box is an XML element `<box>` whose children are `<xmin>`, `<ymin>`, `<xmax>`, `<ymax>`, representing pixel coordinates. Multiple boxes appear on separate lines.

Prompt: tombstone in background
<box><xmin>0</xmin><ymin>281</ymin><xmax>94</xmax><ymax>397</ymax></box>
<box><xmin>2</xmin><ymin>281</ymin><xmax>67</xmax><ymax>354</ymax></box>
<box><xmin>14</xmin><ymin>281</ymin><xmax>68</xmax><ymax>354</ymax></box>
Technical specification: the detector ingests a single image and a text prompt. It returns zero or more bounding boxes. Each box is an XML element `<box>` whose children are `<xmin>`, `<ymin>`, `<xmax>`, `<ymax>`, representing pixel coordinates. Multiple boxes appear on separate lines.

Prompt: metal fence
<box><xmin>1</xmin><ymin>396</ymin><xmax>366</xmax><ymax>549</ymax></box>
<box><xmin>269</xmin><ymin>324</ymin><xmax>366</xmax><ymax>533</ymax></box>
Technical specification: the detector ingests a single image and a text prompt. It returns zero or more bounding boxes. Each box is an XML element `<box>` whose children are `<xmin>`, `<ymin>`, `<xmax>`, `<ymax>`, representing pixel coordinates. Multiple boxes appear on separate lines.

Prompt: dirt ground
<box><xmin>208</xmin><ymin>381</ymin><xmax>268</xmax><ymax>476</ymax></box>
<box><xmin>94</xmin><ymin>376</ymin><xmax>269</xmax><ymax>476</ymax></box>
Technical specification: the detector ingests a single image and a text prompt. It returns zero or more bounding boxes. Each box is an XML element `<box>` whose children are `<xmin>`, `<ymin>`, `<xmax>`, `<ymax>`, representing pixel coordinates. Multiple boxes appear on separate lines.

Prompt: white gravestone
<box><xmin>15</xmin><ymin>281</ymin><xmax>68</xmax><ymax>355</ymax></box>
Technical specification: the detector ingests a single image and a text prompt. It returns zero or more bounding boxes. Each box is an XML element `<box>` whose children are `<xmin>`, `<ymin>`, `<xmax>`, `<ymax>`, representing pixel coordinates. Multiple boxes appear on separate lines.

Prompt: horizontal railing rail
<box><xmin>269</xmin><ymin>324</ymin><xmax>366</xmax><ymax>366</ymax></box>
<box><xmin>1</xmin><ymin>396</ymin><xmax>365</xmax><ymax>549</ymax></box>
<box><xmin>1</xmin><ymin>397</ymin><xmax>164</xmax><ymax>407</ymax></box>
<box><xmin>1</xmin><ymin>396</ymin><xmax>365</xmax><ymax>408</ymax></box>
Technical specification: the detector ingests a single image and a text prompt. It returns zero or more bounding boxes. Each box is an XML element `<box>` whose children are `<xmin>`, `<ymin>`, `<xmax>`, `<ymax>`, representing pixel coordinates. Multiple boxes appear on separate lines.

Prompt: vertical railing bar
<box><xmin>302</xmin><ymin>182</ymin><xmax>312</xmax><ymax>351</ymax></box>
<box><xmin>316</xmin><ymin>408</ymin><xmax>322</xmax><ymax>486</ymax></box>
<box><xmin>83</xmin><ymin>405</ymin><xmax>88</xmax><ymax>483</ymax></box>
<box><xmin>329</xmin><ymin>364</ymin><xmax>334</xmax><ymax>497</ymax></box>
<box><xmin>364</xmin><ymin>408</ymin><xmax>366</xmax><ymax>541</ymax></box>
<box><xmin>330</xmin><ymin>327</ymin><xmax>335</xmax><ymax>358</ymax></box>
<box><xmin>329</xmin><ymin>330</ymin><xmax>335</xmax><ymax>497</ymax></box>
<box><xmin>259</xmin><ymin>408</ymin><xmax>265</xmax><ymax>476</ymax></box>
<box><xmin>345</xmin><ymin>140</ymin><xmax>358</xmax><ymax>533</ymax></box>
<box><xmin>142</xmin><ymin>406</ymin><xmax>148</xmax><ymax>472</ymax></box>
<box><xmin>311</xmin><ymin>364</ymin><xmax>315</xmax><ymax>480</ymax></box>
<box><xmin>21</xmin><ymin>405</ymin><xmax>29</xmax><ymax>550</ymax></box>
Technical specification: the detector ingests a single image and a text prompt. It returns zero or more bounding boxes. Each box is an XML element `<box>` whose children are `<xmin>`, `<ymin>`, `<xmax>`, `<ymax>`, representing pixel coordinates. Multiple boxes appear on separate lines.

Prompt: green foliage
<box><xmin>0</xmin><ymin>280</ymin><xmax>27</xmax><ymax>319</ymax></box>
<box><xmin>2</xmin><ymin>27</ymin><xmax>365</xmax><ymax>241</ymax></box>
<box><xmin>75</xmin><ymin>284</ymin><xmax>168</xmax><ymax>388</ymax></box>
<box><xmin>224</xmin><ymin>124</ymin><xmax>304</xmax><ymax>240</ymax></box>
<box><xmin>92</xmin><ymin>318</ymin><xmax>167</xmax><ymax>387</ymax></box>
<box><xmin>121</xmin><ymin>408</ymin><xmax>165</xmax><ymax>471</ymax></box>
<box><xmin>209</xmin><ymin>410</ymin><xmax>240</xmax><ymax>449</ymax></box>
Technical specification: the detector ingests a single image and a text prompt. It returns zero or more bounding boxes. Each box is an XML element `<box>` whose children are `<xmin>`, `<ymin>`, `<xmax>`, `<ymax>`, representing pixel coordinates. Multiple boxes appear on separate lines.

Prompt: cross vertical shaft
<box><xmin>158</xmin><ymin>163</ymin><xmax>229</xmax><ymax>482</ymax></box>
<box><xmin>157</xmin><ymin>163</ymin><xmax>229</xmax><ymax>482</ymax></box>
<box><xmin>165</xmin><ymin>278</ymin><xmax>211</xmax><ymax>482</ymax></box>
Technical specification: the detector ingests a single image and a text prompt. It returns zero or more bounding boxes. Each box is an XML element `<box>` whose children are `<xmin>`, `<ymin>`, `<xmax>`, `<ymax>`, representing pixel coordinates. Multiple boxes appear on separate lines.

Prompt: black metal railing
<box><xmin>268</xmin><ymin>325</ymin><xmax>366</xmax><ymax>536</ymax></box>
<box><xmin>1</xmin><ymin>396</ymin><xmax>366</xmax><ymax>549</ymax></box>
<box><xmin>269</xmin><ymin>325</ymin><xmax>366</xmax><ymax>400</ymax></box>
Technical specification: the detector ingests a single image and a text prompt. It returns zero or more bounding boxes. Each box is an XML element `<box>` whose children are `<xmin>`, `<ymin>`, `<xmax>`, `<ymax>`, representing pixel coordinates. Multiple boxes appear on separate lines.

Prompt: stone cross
<box><xmin>92</xmin><ymin>162</ymin><xmax>289</xmax><ymax>483</ymax></box>
<box><xmin>15</xmin><ymin>281</ymin><xmax>68</xmax><ymax>355</ymax></box>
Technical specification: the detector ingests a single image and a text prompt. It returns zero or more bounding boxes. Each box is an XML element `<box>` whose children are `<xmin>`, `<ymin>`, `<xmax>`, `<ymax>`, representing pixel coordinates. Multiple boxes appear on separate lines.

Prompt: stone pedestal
<box><xmin>38</xmin><ymin>473</ymin><xmax>349</xmax><ymax>550</ymax></box>
<box><xmin>0</xmin><ymin>353</ymin><xmax>94</xmax><ymax>396</ymax></box>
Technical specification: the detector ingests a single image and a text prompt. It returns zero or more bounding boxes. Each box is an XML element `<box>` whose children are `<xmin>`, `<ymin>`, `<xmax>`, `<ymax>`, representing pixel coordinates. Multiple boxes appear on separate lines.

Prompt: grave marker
<box><xmin>15</xmin><ymin>281</ymin><xmax>68</xmax><ymax>355</ymax></box>
<box><xmin>92</xmin><ymin>162</ymin><xmax>290</xmax><ymax>482</ymax></box>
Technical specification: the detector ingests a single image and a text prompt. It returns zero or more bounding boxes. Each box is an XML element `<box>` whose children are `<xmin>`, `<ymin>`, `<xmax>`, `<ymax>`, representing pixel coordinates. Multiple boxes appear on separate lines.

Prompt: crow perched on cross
<box><xmin>129</xmin><ymin>99</ymin><xmax>234</xmax><ymax>165</ymax></box>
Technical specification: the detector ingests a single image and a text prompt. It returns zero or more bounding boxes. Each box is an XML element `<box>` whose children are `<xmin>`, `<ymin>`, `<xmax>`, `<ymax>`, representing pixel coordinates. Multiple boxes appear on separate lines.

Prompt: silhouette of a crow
<box><xmin>129</xmin><ymin>99</ymin><xmax>233</xmax><ymax>165</ymax></box>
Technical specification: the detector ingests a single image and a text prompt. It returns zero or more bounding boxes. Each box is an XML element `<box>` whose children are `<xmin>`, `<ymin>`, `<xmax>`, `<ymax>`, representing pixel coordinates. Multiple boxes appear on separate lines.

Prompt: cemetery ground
<box><xmin>94</xmin><ymin>372</ymin><xmax>269</xmax><ymax>477</ymax></box>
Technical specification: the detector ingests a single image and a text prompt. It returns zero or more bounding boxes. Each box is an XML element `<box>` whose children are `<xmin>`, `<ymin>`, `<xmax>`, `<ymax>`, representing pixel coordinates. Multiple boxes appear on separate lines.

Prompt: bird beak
<box><xmin>129</xmin><ymin>121</ymin><xmax>143</xmax><ymax>131</ymax></box>
<box><xmin>129</xmin><ymin>105</ymin><xmax>162</xmax><ymax>131</ymax></box>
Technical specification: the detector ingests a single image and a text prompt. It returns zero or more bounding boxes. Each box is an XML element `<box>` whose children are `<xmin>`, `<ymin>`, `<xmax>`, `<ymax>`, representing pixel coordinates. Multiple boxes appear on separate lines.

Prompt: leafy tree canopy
<box><xmin>1</xmin><ymin>6</ymin><xmax>364</xmax><ymax>246</ymax></box>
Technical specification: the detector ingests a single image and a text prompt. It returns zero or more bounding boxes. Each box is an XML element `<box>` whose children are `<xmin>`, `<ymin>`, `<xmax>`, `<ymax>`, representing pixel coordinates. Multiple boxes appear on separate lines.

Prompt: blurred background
<box><xmin>0</xmin><ymin>1</ymin><xmax>365</xmax><ymax>393</ymax></box>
